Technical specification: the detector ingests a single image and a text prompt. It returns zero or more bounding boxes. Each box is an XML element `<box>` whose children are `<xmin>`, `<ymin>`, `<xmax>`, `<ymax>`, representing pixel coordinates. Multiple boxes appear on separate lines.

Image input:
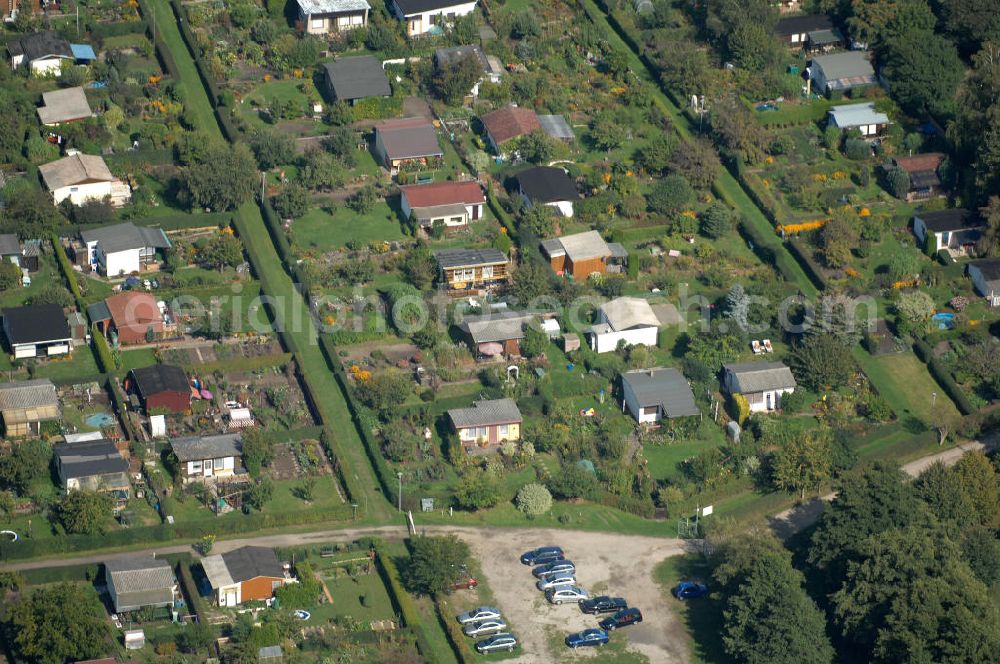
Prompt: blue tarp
<box><xmin>71</xmin><ymin>44</ymin><xmax>97</xmax><ymax>61</ymax></box>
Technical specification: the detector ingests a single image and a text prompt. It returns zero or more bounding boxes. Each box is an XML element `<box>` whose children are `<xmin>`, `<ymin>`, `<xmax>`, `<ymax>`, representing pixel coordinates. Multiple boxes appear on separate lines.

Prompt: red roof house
<box><xmin>105</xmin><ymin>292</ymin><xmax>164</xmax><ymax>345</ymax></box>
<box><xmin>480</xmin><ymin>106</ymin><xmax>541</xmax><ymax>154</ymax></box>
<box><xmin>399</xmin><ymin>180</ymin><xmax>486</xmax><ymax>230</ymax></box>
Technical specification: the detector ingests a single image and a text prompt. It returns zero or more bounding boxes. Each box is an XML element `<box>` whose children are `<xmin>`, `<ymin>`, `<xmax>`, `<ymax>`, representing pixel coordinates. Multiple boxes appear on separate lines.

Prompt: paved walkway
<box><xmin>768</xmin><ymin>438</ymin><xmax>994</xmax><ymax>539</ymax></box>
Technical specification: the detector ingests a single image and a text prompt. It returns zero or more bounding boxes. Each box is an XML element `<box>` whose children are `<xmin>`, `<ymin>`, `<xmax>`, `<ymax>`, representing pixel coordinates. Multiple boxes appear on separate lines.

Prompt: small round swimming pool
<box><xmin>85</xmin><ymin>413</ymin><xmax>115</xmax><ymax>428</ymax></box>
<box><xmin>931</xmin><ymin>312</ymin><xmax>955</xmax><ymax>330</ymax></box>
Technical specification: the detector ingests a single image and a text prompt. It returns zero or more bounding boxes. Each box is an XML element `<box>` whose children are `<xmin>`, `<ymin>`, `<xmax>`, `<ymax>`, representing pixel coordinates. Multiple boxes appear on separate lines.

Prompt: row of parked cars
<box><xmin>456</xmin><ymin>606</ymin><xmax>517</xmax><ymax>653</ymax></box>
<box><xmin>520</xmin><ymin>545</ymin><xmax>644</xmax><ymax>650</ymax></box>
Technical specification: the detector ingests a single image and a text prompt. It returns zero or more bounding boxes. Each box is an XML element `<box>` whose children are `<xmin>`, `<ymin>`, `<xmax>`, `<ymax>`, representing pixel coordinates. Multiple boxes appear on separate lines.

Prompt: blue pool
<box><xmin>85</xmin><ymin>413</ymin><xmax>115</xmax><ymax>428</ymax></box>
<box><xmin>931</xmin><ymin>312</ymin><xmax>955</xmax><ymax>330</ymax></box>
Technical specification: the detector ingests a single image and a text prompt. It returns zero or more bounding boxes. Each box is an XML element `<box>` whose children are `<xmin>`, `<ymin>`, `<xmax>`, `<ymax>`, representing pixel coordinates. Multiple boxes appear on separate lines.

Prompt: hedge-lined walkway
<box><xmin>145</xmin><ymin>0</ymin><xmax>389</xmax><ymax>521</ymax></box>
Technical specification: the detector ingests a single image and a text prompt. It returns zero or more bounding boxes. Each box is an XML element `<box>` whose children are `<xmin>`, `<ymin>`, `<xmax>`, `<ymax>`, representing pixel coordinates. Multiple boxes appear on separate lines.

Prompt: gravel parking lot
<box><xmin>440</xmin><ymin>526</ymin><xmax>695</xmax><ymax>663</ymax></box>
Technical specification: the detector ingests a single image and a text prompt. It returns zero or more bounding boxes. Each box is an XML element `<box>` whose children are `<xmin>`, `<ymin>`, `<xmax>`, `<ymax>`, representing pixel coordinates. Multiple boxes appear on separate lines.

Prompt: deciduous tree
<box><xmin>405</xmin><ymin>534</ymin><xmax>471</xmax><ymax>595</ymax></box>
<box><xmin>57</xmin><ymin>491</ymin><xmax>112</xmax><ymax>534</ymax></box>
<box><xmin>8</xmin><ymin>583</ymin><xmax>111</xmax><ymax>663</ymax></box>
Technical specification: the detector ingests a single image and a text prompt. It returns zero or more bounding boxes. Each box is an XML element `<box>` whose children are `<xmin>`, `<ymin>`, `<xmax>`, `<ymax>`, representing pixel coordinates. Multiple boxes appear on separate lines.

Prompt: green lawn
<box><xmin>32</xmin><ymin>347</ymin><xmax>101</xmax><ymax>382</ymax></box>
<box><xmin>292</xmin><ymin>201</ymin><xmax>405</xmax><ymax>252</ymax></box>
<box><xmin>120</xmin><ymin>348</ymin><xmax>158</xmax><ymax>372</ymax></box>
<box><xmin>644</xmin><ymin>423</ymin><xmax>730</xmax><ymax>482</ymax></box>
<box><xmin>308</xmin><ymin>572</ymin><xmax>395</xmax><ymax>624</ymax></box>
<box><xmin>0</xmin><ymin>253</ymin><xmax>61</xmax><ymax>309</ymax></box>
<box><xmin>853</xmin><ymin>347</ymin><xmax>961</xmax><ymax>424</ymax></box>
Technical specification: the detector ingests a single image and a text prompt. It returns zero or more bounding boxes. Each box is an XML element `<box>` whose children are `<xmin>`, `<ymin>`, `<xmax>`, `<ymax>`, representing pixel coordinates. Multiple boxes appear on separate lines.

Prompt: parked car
<box><xmin>599</xmin><ymin>607</ymin><xmax>643</xmax><ymax>631</ymax></box>
<box><xmin>475</xmin><ymin>633</ymin><xmax>517</xmax><ymax>653</ymax></box>
<box><xmin>580</xmin><ymin>596</ymin><xmax>628</xmax><ymax>615</ymax></box>
<box><xmin>532</xmin><ymin>560</ymin><xmax>576</xmax><ymax>578</ymax></box>
<box><xmin>536</xmin><ymin>574</ymin><xmax>576</xmax><ymax>591</ymax></box>
<box><xmin>520</xmin><ymin>546</ymin><xmax>564</xmax><ymax>565</ymax></box>
<box><xmin>457</xmin><ymin>607</ymin><xmax>501</xmax><ymax>624</ymax></box>
<box><xmin>450</xmin><ymin>574</ymin><xmax>479</xmax><ymax>591</ymax></box>
<box><xmin>673</xmin><ymin>581</ymin><xmax>708</xmax><ymax>600</ymax></box>
<box><xmin>546</xmin><ymin>585</ymin><xmax>590</xmax><ymax>604</ymax></box>
<box><xmin>565</xmin><ymin>628</ymin><xmax>610</xmax><ymax>649</ymax></box>
<box><xmin>464</xmin><ymin>619</ymin><xmax>508</xmax><ymax>637</ymax></box>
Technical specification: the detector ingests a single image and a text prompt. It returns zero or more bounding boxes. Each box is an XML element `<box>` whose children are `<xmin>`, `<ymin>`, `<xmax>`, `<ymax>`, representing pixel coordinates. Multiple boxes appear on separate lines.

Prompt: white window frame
<box><xmin>498</xmin><ymin>423</ymin><xmax>508</xmax><ymax>437</ymax></box>
<box><xmin>312</xmin><ymin>17</ymin><xmax>325</xmax><ymax>29</ymax></box>
<box><xmin>481</xmin><ymin>266</ymin><xmax>494</xmax><ymax>279</ymax></box>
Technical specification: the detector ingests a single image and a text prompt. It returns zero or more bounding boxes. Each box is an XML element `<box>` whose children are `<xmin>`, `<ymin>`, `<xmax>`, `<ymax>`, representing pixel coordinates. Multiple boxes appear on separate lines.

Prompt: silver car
<box><xmin>464</xmin><ymin>618</ymin><xmax>508</xmax><ymax>637</ymax></box>
<box><xmin>476</xmin><ymin>633</ymin><xmax>517</xmax><ymax>653</ymax></box>
<box><xmin>546</xmin><ymin>585</ymin><xmax>590</xmax><ymax>605</ymax></box>
<box><xmin>536</xmin><ymin>574</ymin><xmax>576</xmax><ymax>591</ymax></box>
<box><xmin>533</xmin><ymin>560</ymin><xmax>576</xmax><ymax>579</ymax></box>
<box><xmin>456</xmin><ymin>606</ymin><xmax>501</xmax><ymax>624</ymax></box>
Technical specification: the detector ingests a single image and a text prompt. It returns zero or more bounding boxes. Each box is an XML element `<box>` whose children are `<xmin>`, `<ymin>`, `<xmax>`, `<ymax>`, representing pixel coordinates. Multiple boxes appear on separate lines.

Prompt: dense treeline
<box><xmin>703</xmin><ymin>453</ymin><xmax>1000</xmax><ymax>662</ymax></box>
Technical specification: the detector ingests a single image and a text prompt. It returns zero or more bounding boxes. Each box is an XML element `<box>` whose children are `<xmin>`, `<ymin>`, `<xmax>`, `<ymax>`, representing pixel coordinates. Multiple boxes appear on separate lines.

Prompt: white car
<box><xmin>536</xmin><ymin>574</ymin><xmax>576</xmax><ymax>591</ymax></box>
<box><xmin>464</xmin><ymin>619</ymin><xmax>508</xmax><ymax>637</ymax></box>
<box><xmin>457</xmin><ymin>606</ymin><xmax>501</xmax><ymax>624</ymax></box>
<box><xmin>546</xmin><ymin>585</ymin><xmax>590</xmax><ymax>605</ymax></box>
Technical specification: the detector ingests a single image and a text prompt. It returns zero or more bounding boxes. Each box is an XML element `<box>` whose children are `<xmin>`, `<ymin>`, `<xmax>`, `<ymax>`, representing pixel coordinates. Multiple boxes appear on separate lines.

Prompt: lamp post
<box><xmin>397</xmin><ymin>472</ymin><xmax>403</xmax><ymax>513</ymax></box>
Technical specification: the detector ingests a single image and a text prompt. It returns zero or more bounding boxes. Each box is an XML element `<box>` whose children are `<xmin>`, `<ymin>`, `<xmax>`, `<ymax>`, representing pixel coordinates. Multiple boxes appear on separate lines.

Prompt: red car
<box><xmin>451</xmin><ymin>575</ymin><xmax>479</xmax><ymax>591</ymax></box>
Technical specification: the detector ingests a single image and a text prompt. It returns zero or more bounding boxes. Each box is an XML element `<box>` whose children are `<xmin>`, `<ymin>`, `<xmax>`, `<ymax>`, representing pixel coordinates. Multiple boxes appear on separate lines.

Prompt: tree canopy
<box><xmin>405</xmin><ymin>534</ymin><xmax>471</xmax><ymax>596</ymax></box>
<box><xmin>7</xmin><ymin>583</ymin><xmax>111</xmax><ymax>664</ymax></box>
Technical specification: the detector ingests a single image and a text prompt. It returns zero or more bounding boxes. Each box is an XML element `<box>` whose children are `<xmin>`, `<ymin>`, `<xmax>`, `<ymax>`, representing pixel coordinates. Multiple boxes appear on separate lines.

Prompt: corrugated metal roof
<box><xmin>297</xmin><ymin>0</ymin><xmax>370</xmax><ymax>13</ymax></box>
<box><xmin>725</xmin><ymin>361</ymin><xmax>796</xmax><ymax>393</ymax></box>
<box><xmin>105</xmin><ymin>555</ymin><xmax>175</xmax><ymax>594</ymax></box>
<box><xmin>0</xmin><ymin>378</ymin><xmax>59</xmax><ymax>412</ymax></box>
<box><xmin>448</xmin><ymin>398</ymin><xmax>522</xmax><ymax>428</ymax></box>
<box><xmin>460</xmin><ymin>311</ymin><xmax>534</xmax><ymax>344</ymax></box>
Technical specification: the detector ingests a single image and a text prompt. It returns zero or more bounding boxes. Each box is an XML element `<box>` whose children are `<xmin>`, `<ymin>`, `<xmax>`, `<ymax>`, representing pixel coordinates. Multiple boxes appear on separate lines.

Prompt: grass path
<box><xmin>147</xmin><ymin>0</ymin><xmax>389</xmax><ymax>521</ymax></box>
<box><xmin>146</xmin><ymin>0</ymin><xmax>217</xmax><ymax>132</ymax></box>
<box><xmin>578</xmin><ymin>0</ymin><xmax>817</xmax><ymax>297</ymax></box>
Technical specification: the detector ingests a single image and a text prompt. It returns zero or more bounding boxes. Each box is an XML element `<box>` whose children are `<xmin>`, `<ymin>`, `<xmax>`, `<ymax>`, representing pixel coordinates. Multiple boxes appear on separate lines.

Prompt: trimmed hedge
<box><xmin>260</xmin><ymin>200</ymin><xmax>295</xmax><ymax>272</ymax></box>
<box><xmin>91</xmin><ymin>324</ymin><xmax>116</xmax><ymax>375</ymax></box>
<box><xmin>176</xmin><ymin>561</ymin><xmax>208</xmax><ymax>619</ymax></box>
<box><xmin>0</xmin><ymin>504</ymin><xmax>353</xmax><ymax>561</ymax></box>
<box><xmin>374</xmin><ymin>546</ymin><xmax>420</xmax><ymax>627</ymax></box>
<box><xmin>735</xmin><ymin>217</ymin><xmax>802</xmax><ymax>287</ymax></box>
<box><xmin>787</xmin><ymin>238</ymin><xmax>829</xmax><ymax>291</ymax></box>
<box><xmin>434</xmin><ymin>595</ymin><xmax>476</xmax><ymax>663</ymax></box>
<box><xmin>51</xmin><ymin>235</ymin><xmax>85</xmax><ymax>311</ymax></box>
<box><xmin>912</xmin><ymin>339</ymin><xmax>975</xmax><ymax>415</ymax></box>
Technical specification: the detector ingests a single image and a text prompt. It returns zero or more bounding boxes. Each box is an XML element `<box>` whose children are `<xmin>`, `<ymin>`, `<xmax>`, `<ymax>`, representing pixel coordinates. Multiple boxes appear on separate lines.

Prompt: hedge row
<box><xmin>0</xmin><ymin>505</ymin><xmax>353</xmax><ymax>561</ymax></box>
<box><xmin>91</xmin><ymin>324</ymin><xmax>116</xmax><ymax>374</ymax></box>
<box><xmin>176</xmin><ymin>561</ymin><xmax>208</xmax><ymax>619</ymax></box>
<box><xmin>912</xmin><ymin>339</ymin><xmax>976</xmax><ymax>415</ymax></box>
<box><xmin>167</xmin><ymin>0</ymin><xmax>240</xmax><ymax>140</ymax></box>
<box><xmin>609</xmin><ymin>224</ymin><xmax>671</xmax><ymax>244</ymax></box>
<box><xmin>51</xmin><ymin>235</ymin><xmax>85</xmax><ymax>311</ymax></box>
<box><xmin>136</xmin><ymin>0</ymin><xmax>181</xmax><ymax>81</ymax></box>
<box><xmin>373</xmin><ymin>542</ymin><xmax>439</xmax><ymax>661</ymax></box>
<box><xmin>434</xmin><ymin>595</ymin><xmax>476</xmax><ymax>663</ymax></box>
<box><xmin>318</xmin><ymin>335</ymin><xmax>399</xmax><ymax>507</ymax></box>
<box><xmin>735</xmin><ymin>216</ymin><xmax>805</xmax><ymax>288</ymax></box>
<box><xmin>260</xmin><ymin>200</ymin><xmax>295</xmax><ymax>273</ymax></box>
<box><xmin>787</xmin><ymin>238</ymin><xmax>829</xmax><ymax>291</ymax></box>
<box><xmin>319</xmin><ymin>428</ymin><xmax>363</xmax><ymax>506</ymax></box>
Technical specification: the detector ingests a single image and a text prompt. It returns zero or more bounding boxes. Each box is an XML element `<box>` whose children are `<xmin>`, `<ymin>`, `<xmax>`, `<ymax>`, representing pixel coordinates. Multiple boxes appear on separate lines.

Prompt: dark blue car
<box><xmin>673</xmin><ymin>581</ymin><xmax>708</xmax><ymax>600</ymax></box>
<box><xmin>520</xmin><ymin>546</ymin><xmax>564</xmax><ymax>565</ymax></box>
<box><xmin>565</xmin><ymin>628</ymin><xmax>609</xmax><ymax>649</ymax></box>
